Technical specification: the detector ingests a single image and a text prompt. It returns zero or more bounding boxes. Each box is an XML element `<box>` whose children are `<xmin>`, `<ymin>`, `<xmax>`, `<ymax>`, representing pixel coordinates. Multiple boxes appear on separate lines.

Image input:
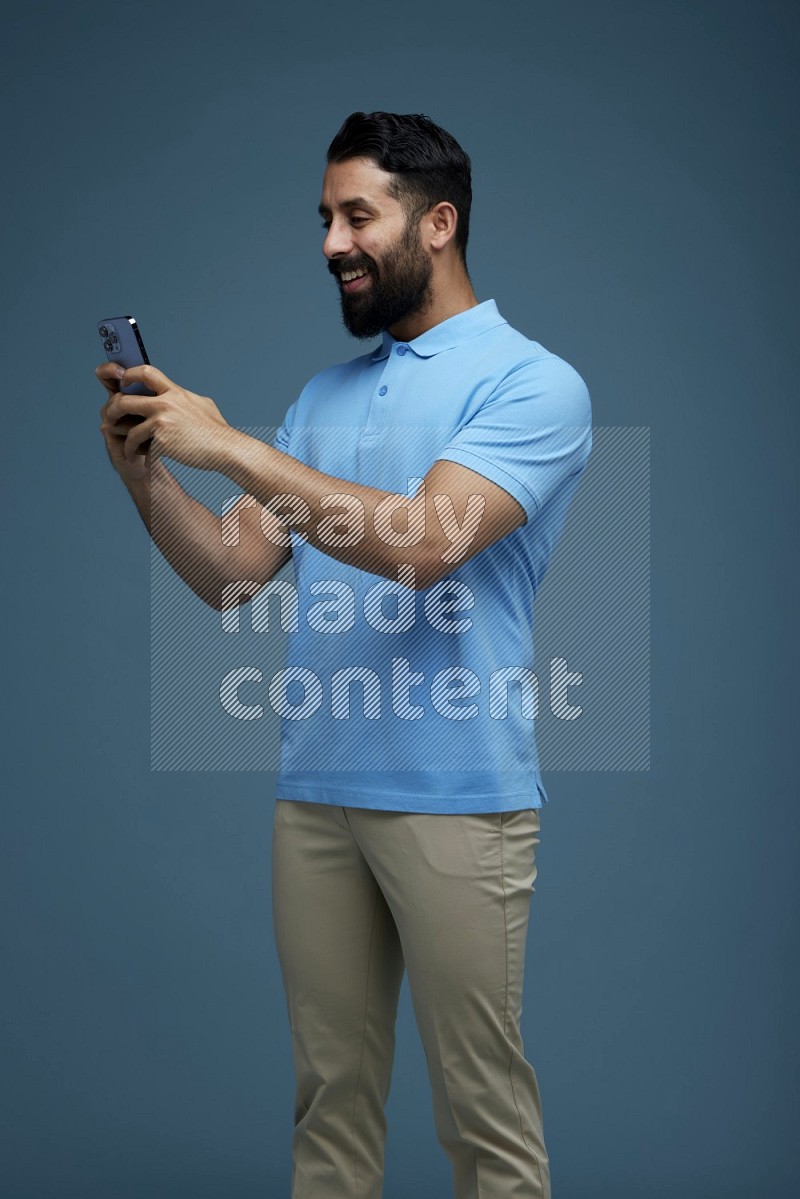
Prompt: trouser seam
<box><xmin>501</xmin><ymin>812</ymin><xmax>547</xmax><ymax>1197</ymax></box>
<box><xmin>350</xmin><ymin>880</ymin><xmax>380</xmax><ymax>1198</ymax></box>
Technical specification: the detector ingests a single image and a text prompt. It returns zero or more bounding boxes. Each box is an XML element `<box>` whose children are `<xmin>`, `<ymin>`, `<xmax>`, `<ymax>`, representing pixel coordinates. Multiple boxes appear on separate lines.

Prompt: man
<box><xmin>97</xmin><ymin>110</ymin><xmax>592</xmax><ymax>1199</ymax></box>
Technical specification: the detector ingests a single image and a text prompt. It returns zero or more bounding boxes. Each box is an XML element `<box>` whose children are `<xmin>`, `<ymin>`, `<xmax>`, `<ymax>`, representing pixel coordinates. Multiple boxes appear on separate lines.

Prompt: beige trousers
<box><xmin>271</xmin><ymin>798</ymin><xmax>551</xmax><ymax>1199</ymax></box>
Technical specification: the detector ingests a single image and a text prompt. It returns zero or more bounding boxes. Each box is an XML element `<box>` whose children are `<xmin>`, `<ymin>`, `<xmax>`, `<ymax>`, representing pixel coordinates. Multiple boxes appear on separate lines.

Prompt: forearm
<box><xmin>122</xmin><ymin>458</ymin><xmax>237</xmax><ymax>608</ymax></box>
<box><xmin>212</xmin><ymin>427</ymin><xmax>431</xmax><ymax>587</ymax></box>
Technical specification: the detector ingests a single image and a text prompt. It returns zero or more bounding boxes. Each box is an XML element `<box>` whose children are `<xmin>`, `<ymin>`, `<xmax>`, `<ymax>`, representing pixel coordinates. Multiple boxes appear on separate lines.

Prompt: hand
<box><xmin>96</xmin><ymin>361</ymin><xmax>152</xmax><ymax>483</ymax></box>
<box><xmin>100</xmin><ymin>363</ymin><xmax>231</xmax><ymax>471</ymax></box>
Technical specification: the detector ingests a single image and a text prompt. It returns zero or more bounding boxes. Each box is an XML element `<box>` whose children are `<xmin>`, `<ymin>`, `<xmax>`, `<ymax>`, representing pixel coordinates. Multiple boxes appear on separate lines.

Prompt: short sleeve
<box><xmin>433</xmin><ymin>355</ymin><xmax>592</xmax><ymax>521</ymax></box>
<box><xmin>272</xmin><ymin>396</ymin><xmax>299</xmax><ymax>454</ymax></box>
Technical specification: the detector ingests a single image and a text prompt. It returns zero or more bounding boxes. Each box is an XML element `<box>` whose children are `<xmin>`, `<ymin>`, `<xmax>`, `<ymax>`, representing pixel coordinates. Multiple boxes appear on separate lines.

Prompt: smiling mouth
<box><xmin>340</xmin><ymin>270</ymin><xmax>371</xmax><ymax>294</ymax></box>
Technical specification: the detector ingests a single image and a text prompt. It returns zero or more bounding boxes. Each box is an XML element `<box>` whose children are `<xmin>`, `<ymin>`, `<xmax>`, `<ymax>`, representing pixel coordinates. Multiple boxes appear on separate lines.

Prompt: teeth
<box><xmin>341</xmin><ymin>269</ymin><xmax>368</xmax><ymax>282</ymax></box>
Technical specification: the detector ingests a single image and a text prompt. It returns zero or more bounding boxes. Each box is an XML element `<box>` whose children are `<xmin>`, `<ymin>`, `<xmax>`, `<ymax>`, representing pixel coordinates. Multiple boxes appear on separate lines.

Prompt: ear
<box><xmin>426</xmin><ymin>201</ymin><xmax>458</xmax><ymax>251</ymax></box>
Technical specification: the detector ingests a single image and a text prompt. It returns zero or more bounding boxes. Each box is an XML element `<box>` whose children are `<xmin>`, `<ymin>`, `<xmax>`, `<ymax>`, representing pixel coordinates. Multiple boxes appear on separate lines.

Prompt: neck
<box><xmin>387</xmin><ymin>272</ymin><xmax>479</xmax><ymax>342</ymax></box>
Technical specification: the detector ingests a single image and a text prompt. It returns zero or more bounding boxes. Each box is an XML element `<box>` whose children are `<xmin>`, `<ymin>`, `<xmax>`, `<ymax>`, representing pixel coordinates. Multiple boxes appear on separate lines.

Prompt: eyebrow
<box><xmin>318</xmin><ymin>196</ymin><xmax>377</xmax><ymax>216</ymax></box>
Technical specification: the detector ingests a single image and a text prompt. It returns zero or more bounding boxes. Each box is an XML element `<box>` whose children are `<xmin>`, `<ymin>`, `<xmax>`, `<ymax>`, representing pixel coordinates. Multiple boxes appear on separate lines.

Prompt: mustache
<box><xmin>328</xmin><ymin>257</ymin><xmax>375</xmax><ymax>279</ymax></box>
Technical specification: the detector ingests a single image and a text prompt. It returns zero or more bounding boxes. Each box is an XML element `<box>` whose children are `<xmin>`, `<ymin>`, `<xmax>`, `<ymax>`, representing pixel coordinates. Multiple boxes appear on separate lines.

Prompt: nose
<box><xmin>323</xmin><ymin>218</ymin><xmax>354</xmax><ymax>261</ymax></box>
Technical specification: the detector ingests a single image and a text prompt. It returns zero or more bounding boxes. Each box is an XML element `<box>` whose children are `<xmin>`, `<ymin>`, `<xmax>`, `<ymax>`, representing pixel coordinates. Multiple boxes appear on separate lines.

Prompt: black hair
<box><xmin>326</xmin><ymin>111</ymin><xmax>472</xmax><ymax>267</ymax></box>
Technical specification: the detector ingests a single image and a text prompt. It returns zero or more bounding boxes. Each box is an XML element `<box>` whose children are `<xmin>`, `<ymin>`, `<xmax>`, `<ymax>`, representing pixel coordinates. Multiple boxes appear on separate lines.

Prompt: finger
<box><xmin>120</xmin><ymin>363</ymin><xmax>173</xmax><ymax>394</ymax></box>
<box><xmin>99</xmin><ymin>415</ymin><xmax>130</xmax><ymax>443</ymax></box>
<box><xmin>95</xmin><ymin>361</ymin><xmax>126</xmax><ymax>396</ymax></box>
<box><xmin>99</xmin><ymin>394</ymin><xmax>119</xmax><ymax>418</ymax></box>
<box><xmin>105</xmin><ymin>413</ymin><xmax>144</xmax><ymax>437</ymax></box>
<box><xmin>105</xmin><ymin>393</ymin><xmax>156</xmax><ymax>423</ymax></box>
<box><xmin>124</xmin><ymin>418</ymin><xmax>156</xmax><ymax>461</ymax></box>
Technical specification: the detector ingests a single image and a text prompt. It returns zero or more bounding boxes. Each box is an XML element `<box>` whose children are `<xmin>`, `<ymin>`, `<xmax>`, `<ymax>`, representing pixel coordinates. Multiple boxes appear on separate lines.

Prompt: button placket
<box><xmin>361</xmin><ymin>347</ymin><xmax>410</xmax><ymax>440</ymax></box>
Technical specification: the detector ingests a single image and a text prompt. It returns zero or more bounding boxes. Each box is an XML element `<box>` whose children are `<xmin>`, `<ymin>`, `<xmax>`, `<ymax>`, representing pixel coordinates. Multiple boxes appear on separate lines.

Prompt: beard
<box><xmin>331</xmin><ymin>218</ymin><xmax>434</xmax><ymax>340</ymax></box>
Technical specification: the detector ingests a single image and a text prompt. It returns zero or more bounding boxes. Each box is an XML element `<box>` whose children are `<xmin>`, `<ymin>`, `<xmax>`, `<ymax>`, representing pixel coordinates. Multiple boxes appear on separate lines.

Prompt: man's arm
<box><xmin>98</xmin><ymin>362</ymin><xmax>292</xmax><ymax>610</ymax></box>
<box><xmin>121</xmin><ymin>458</ymin><xmax>293</xmax><ymax>610</ymax></box>
<box><xmin>210</xmin><ymin>429</ymin><xmax>527</xmax><ymax>591</ymax></box>
<box><xmin>104</xmin><ymin>362</ymin><xmax>531</xmax><ymax>591</ymax></box>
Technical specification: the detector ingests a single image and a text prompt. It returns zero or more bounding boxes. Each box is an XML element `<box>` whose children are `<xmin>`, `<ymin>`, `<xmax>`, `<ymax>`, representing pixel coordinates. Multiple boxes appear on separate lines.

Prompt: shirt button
<box><xmin>378</xmin><ymin>385</ymin><xmax>388</xmax><ymax>395</ymax></box>
<box><xmin>396</xmin><ymin>345</ymin><xmax>407</xmax><ymax>355</ymax></box>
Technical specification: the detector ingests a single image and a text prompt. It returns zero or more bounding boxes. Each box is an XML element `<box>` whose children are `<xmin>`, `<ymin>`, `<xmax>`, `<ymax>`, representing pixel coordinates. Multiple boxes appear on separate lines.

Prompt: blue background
<box><xmin>2</xmin><ymin>1</ymin><xmax>798</xmax><ymax>1195</ymax></box>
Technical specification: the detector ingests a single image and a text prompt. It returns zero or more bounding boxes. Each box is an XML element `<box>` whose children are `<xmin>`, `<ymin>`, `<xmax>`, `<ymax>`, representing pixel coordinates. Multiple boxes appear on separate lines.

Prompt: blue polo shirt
<box><xmin>269</xmin><ymin>299</ymin><xmax>591</xmax><ymax>813</ymax></box>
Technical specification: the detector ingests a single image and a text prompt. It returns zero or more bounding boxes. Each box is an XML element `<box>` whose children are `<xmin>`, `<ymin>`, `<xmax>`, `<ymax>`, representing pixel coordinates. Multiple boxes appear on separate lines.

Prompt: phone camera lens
<box><xmin>99</xmin><ymin>325</ymin><xmax>108</xmax><ymax>337</ymax></box>
<box><xmin>103</xmin><ymin>339</ymin><xmax>114</xmax><ymax>351</ymax></box>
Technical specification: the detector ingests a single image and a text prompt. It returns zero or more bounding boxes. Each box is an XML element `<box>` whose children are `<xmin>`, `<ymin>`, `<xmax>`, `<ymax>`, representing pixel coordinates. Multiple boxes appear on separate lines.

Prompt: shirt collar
<box><xmin>370</xmin><ymin>299</ymin><xmax>507</xmax><ymax>361</ymax></box>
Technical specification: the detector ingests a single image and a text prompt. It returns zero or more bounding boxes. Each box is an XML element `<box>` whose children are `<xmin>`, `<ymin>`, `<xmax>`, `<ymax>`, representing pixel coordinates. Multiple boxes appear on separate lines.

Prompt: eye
<box><xmin>320</xmin><ymin>216</ymin><xmax>369</xmax><ymax>228</ymax></box>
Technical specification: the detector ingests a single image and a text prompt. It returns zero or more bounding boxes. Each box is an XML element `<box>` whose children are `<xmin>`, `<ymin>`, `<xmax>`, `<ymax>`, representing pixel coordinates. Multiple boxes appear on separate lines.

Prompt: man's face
<box><xmin>319</xmin><ymin>157</ymin><xmax>434</xmax><ymax>339</ymax></box>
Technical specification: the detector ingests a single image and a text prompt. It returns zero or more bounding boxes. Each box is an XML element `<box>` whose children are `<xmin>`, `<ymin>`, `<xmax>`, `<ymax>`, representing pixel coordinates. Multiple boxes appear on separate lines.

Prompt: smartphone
<box><xmin>97</xmin><ymin>315</ymin><xmax>157</xmax><ymax>397</ymax></box>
